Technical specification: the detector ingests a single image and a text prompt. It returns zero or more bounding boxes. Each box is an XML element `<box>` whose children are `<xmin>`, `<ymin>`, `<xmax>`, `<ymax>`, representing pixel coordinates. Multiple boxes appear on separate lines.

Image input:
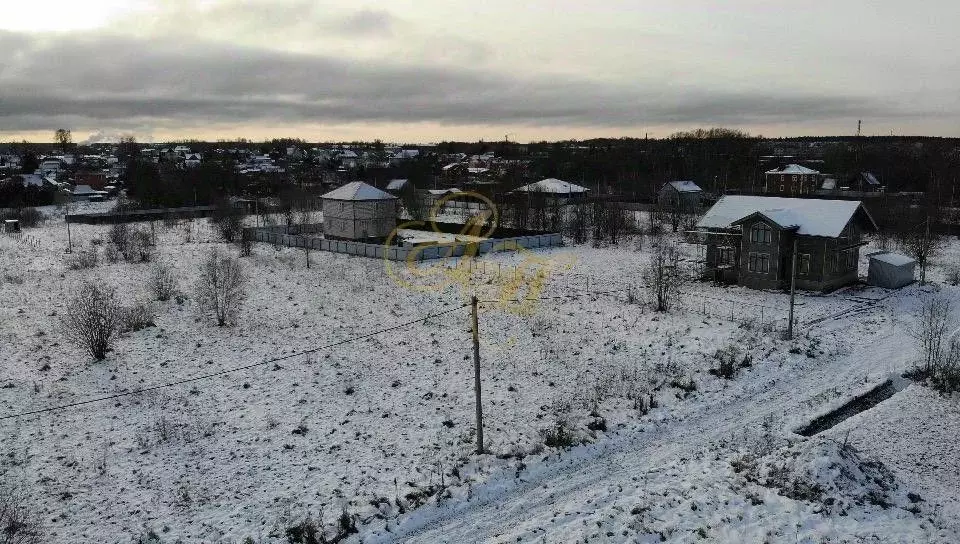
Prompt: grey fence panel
<box><xmin>243</xmin><ymin>225</ymin><xmax>564</xmax><ymax>261</ymax></box>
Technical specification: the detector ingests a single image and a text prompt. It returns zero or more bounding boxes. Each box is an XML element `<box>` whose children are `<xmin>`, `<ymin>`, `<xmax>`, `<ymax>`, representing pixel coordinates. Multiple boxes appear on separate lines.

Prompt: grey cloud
<box><xmin>337</xmin><ymin>9</ymin><xmax>395</xmax><ymax>36</ymax></box>
<box><xmin>0</xmin><ymin>30</ymin><xmax>927</xmax><ymax>134</ymax></box>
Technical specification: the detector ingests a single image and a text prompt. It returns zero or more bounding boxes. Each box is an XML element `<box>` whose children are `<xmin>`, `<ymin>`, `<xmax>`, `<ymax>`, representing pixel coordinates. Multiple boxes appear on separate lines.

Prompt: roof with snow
<box><xmin>663</xmin><ymin>180</ymin><xmax>702</xmax><ymax>193</ymax></box>
<box><xmin>861</xmin><ymin>172</ymin><xmax>881</xmax><ymax>185</ymax></box>
<box><xmin>869</xmin><ymin>252</ymin><xmax>915</xmax><ymax>267</ymax></box>
<box><xmin>696</xmin><ymin>195</ymin><xmax>876</xmax><ymax>237</ymax></box>
<box><xmin>19</xmin><ymin>174</ymin><xmax>46</xmax><ymax>187</ymax></box>
<box><xmin>385</xmin><ymin>179</ymin><xmax>409</xmax><ymax>191</ymax></box>
<box><xmin>512</xmin><ymin>178</ymin><xmax>589</xmax><ymax>194</ymax></box>
<box><xmin>321</xmin><ymin>181</ymin><xmax>397</xmax><ymax>201</ymax></box>
<box><xmin>766</xmin><ymin>164</ymin><xmax>820</xmax><ymax>175</ymax></box>
<box><xmin>71</xmin><ymin>185</ymin><xmax>100</xmax><ymax>196</ymax></box>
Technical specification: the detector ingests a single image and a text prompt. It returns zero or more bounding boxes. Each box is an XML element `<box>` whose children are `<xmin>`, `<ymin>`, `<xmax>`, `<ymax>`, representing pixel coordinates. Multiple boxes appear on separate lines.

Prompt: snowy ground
<box><xmin>0</xmin><ymin>209</ymin><xmax>958</xmax><ymax>543</ymax></box>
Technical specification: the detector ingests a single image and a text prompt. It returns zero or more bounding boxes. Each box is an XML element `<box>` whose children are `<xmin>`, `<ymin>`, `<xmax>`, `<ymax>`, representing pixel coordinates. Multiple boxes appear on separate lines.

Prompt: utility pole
<box><xmin>787</xmin><ymin>237</ymin><xmax>798</xmax><ymax>340</ymax></box>
<box><xmin>471</xmin><ymin>295</ymin><xmax>484</xmax><ymax>454</ymax></box>
<box><xmin>66</xmin><ymin>203</ymin><xmax>73</xmax><ymax>253</ymax></box>
<box><xmin>922</xmin><ymin>215</ymin><xmax>931</xmax><ymax>285</ymax></box>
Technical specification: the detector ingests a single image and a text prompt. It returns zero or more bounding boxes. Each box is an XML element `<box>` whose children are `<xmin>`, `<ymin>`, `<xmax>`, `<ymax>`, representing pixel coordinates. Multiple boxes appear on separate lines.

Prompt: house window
<box><xmin>799</xmin><ymin>254</ymin><xmax>811</xmax><ymax>275</ymax></box>
<box><xmin>750</xmin><ymin>223</ymin><xmax>772</xmax><ymax>244</ymax></box>
<box><xmin>718</xmin><ymin>246</ymin><xmax>734</xmax><ymax>266</ymax></box>
<box><xmin>748</xmin><ymin>252</ymin><xmax>770</xmax><ymax>273</ymax></box>
<box><xmin>339</xmin><ymin>202</ymin><xmax>345</xmax><ymax>211</ymax></box>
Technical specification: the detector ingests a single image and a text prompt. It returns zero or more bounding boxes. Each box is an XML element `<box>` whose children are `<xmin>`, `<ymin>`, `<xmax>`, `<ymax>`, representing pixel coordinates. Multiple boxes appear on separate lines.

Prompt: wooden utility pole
<box><xmin>471</xmin><ymin>296</ymin><xmax>484</xmax><ymax>454</ymax></box>
<box><xmin>66</xmin><ymin>203</ymin><xmax>73</xmax><ymax>253</ymax></box>
<box><xmin>787</xmin><ymin>237</ymin><xmax>798</xmax><ymax>339</ymax></box>
<box><xmin>921</xmin><ymin>215</ymin><xmax>931</xmax><ymax>285</ymax></box>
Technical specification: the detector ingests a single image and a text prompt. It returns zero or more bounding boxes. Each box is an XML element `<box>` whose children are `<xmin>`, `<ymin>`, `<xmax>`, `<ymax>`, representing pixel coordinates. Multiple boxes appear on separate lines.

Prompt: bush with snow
<box><xmin>0</xmin><ymin>480</ymin><xmax>44</xmax><ymax>544</ymax></box>
<box><xmin>62</xmin><ymin>282</ymin><xmax>122</xmax><ymax>360</ymax></box>
<box><xmin>194</xmin><ymin>248</ymin><xmax>245</xmax><ymax>326</ymax></box>
<box><xmin>150</xmin><ymin>262</ymin><xmax>177</xmax><ymax>301</ymax></box>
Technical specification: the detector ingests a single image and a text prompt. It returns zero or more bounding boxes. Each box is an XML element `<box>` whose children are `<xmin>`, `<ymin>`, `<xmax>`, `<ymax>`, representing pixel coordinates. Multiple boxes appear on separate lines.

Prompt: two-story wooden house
<box><xmin>696</xmin><ymin>196</ymin><xmax>877</xmax><ymax>292</ymax></box>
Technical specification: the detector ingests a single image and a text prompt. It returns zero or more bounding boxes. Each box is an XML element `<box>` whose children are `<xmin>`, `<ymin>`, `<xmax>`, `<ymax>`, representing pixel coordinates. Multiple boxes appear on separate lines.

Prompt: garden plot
<box><xmin>1</xmin><ymin>217</ymin><xmax>750</xmax><ymax>543</ymax></box>
<box><xmin>1</xmin><ymin>213</ymin><xmax>958</xmax><ymax>543</ymax></box>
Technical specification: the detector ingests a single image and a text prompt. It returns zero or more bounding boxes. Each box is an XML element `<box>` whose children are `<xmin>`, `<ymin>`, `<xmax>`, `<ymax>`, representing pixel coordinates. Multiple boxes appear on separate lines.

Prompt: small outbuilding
<box><xmin>385</xmin><ymin>179</ymin><xmax>410</xmax><ymax>193</ymax></box>
<box><xmin>658</xmin><ymin>180</ymin><xmax>703</xmax><ymax>213</ymax></box>
<box><xmin>320</xmin><ymin>181</ymin><xmax>398</xmax><ymax>241</ymax></box>
<box><xmin>3</xmin><ymin>219</ymin><xmax>20</xmax><ymax>233</ymax></box>
<box><xmin>866</xmin><ymin>251</ymin><xmax>915</xmax><ymax>289</ymax></box>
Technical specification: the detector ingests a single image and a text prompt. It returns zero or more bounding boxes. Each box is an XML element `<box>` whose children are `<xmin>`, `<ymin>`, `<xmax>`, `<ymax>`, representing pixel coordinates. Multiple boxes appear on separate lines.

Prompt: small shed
<box><xmin>658</xmin><ymin>180</ymin><xmax>703</xmax><ymax>212</ymax></box>
<box><xmin>867</xmin><ymin>251</ymin><xmax>915</xmax><ymax>289</ymax></box>
<box><xmin>3</xmin><ymin>219</ymin><xmax>20</xmax><ymax>233</ymax></box>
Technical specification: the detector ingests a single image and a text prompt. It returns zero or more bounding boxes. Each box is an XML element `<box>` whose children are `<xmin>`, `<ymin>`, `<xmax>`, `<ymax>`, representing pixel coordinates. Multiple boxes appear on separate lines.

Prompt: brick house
<box><xmin>764</xmin><ymin>164</ymin><xmax>821</xmax><ymax>196</ymax></box>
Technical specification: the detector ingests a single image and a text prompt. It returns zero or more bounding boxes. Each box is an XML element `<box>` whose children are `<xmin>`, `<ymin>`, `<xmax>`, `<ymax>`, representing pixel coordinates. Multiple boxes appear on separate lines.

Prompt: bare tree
<box><xmin>195</xmin><ymin>249</ymin><xmax>246</xmax><ymax>326</ymax></box>
<box><xmin>63</xmin><ymin>282</ymin><xmax>122</xmax><ymax>360</ymax></box>
<box><xmin>897</xmin><ymin>217</ymin><xmax>940</xmax><ymax>285</ymax></box>
<box><xmin>645</xmin><ymin>238</ymin><xmax>682</xmax><ymax>312</ymax></box>
<box><xmin>54</xmin><ymin>128</ymin><xmax>71</xmax><ymax>152</ymax></box>
<box><xmin>909</xmin><ymin>297</ymin><xmax>952</xmax><ymax>375</ymax></box>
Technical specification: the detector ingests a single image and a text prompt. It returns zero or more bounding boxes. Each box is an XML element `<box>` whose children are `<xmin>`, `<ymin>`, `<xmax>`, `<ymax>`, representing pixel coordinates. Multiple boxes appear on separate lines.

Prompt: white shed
<box><xmin>320</xmin><ymin>182</ymin><xmax>398</xmax><ymax>241</ymax></box>
<box><xmin>867</xmin><ymin>251</ymin><xmax>915</xmax><ymax>289</ymax></box>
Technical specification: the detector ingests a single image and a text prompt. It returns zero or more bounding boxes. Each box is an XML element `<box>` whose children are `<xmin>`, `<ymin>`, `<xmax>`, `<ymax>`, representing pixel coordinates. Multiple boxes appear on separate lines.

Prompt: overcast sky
<box><xmin>1</xmin><ymin>0</ymin><xmax>958</xmax><ymax>143</ymax></box>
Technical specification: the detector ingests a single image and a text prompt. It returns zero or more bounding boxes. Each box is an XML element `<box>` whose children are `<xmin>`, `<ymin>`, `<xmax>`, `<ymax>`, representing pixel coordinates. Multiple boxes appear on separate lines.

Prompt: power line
<box><xmin>478</xmin><ymin>288</ymin><xmax>626</xmax><ymax>305</ymax></box>
<box><xmin>0</xmin><ymin>303</ymin><xmax>469</xmax><ymax>422</ymax></box>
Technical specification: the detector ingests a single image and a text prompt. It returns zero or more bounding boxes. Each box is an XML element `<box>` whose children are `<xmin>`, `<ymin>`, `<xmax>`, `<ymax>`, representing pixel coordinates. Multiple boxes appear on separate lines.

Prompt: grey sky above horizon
<box><xmin>1</xmin><ymin>0</ymin><xmax>958</xmax><ymax>143</ymax></box>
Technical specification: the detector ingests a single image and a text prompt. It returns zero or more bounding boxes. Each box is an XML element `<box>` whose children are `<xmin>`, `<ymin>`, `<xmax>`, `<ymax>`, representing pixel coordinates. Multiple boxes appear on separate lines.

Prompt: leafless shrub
<box><xmin>125</xmin><ymin>229</ymin><xmax>154</xmax><ymax>262</ymax></box>
<box><xmin>62</xmin><ymin>282</ymin><xmax>121</xmax><ymax>360</ymax></box>
<box><xmin>908</xmin><ymin>297</ymin><xmax>951</xmax><ymax>375</ymax></box>
<box><xmin>210</xmin><ymin>199</ymin><xmax>244</xmax><ymax>243</ymax></box>
<box><xmin>195</xmin><ymin>249</ymin><xmax>246</xmax><ymax>326</ymax></box>
<box><xmin>150</xmin><ymin>263</ymin><xmax>177</xmax><ymax>301</ymax></box>
<box><xmin>104</xmin><ymin>242</ymin><xmax>121</xmax><ymax>263</ymax></box>
<box><xmin>945</xmin><ymin>264</ymin><xmax>960</xmax><ymax>286</ymax></box>
<box><xmin>65</xmin><ymin>246</ymin><xmax>98</xmax><ymax>270</ymax></box>
<box><xmin>931</xmin><ymin>340</ymin><xmax>960</xmax><ymax>394</ymax></box>
<box><xmin>108</xmin><ymin>223</ymin><xmax>129</xmax><ymax>253</ymax></box>
<box><xmin>0</xmin><ymin>481</ymin><xmax>44</xmax><ymax>544</ymax></box>
<box><xmin>119</xmin><ymin>302</ymin><xmax>156</xmax><ymax>333</ymax></box>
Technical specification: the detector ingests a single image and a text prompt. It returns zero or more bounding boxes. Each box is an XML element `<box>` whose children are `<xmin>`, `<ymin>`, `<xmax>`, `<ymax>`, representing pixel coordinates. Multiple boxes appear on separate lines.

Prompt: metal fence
<box><xmin>243</xmin><ymin>226</ymin><xmax>563</xmax><ymax>261</ymax></box>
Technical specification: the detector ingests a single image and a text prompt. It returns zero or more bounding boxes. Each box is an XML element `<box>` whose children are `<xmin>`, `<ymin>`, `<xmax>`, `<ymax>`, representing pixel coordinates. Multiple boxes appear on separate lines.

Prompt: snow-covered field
<box><xmin>1</xmin><ymin>208</ymin><xmax>959</xmax><ymax>543</ymax></box>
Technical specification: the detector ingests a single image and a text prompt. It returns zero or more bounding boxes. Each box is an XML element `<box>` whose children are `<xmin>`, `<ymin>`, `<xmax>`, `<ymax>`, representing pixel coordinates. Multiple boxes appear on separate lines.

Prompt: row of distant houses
<box><xmin>315</xmin><ymin>178</ymin><xmax>914</xmax><ymax>293</ymax></box>
<box><xmin>763</xmin><ymin>164</ymin><xmax>884</xmax><ymax>196</ymax></box>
